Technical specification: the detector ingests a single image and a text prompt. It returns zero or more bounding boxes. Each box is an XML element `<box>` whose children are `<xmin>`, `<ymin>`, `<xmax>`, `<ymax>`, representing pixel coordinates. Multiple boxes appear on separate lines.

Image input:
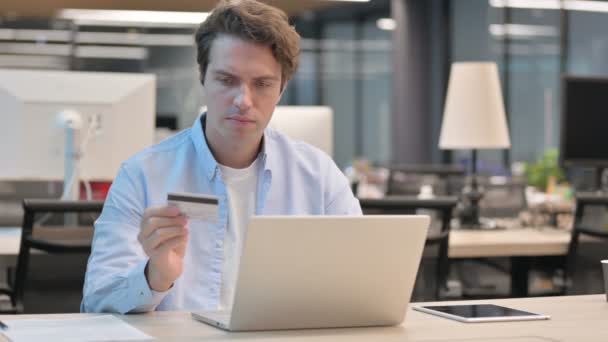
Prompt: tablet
<box><xmin>413</xmin><ymin>304</ymin><xmax>551</xmax><ymax>323</ymax></box>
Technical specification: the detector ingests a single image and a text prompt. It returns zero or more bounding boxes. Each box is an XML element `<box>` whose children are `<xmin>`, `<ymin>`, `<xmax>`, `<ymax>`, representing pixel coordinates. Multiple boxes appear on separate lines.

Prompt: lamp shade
<box><xmin>439</xmin><ymin>62</ymin><xmax>511</xmax><ymax>150</ymax></box>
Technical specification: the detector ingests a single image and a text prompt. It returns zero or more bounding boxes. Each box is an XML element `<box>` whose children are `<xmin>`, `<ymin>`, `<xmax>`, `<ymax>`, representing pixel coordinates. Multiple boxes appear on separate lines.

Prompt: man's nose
<box><xmin>234</xmin><ymin>84</ymin><xmax>253</xmax><ymax>111</ymax></box>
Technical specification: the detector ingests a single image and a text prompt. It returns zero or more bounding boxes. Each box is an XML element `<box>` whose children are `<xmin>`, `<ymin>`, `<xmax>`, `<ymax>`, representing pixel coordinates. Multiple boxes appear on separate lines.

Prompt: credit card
<box><xmin>167</xmin><ymin>192</ymin><xmax>219</xmax><ymax>224</ymax></box>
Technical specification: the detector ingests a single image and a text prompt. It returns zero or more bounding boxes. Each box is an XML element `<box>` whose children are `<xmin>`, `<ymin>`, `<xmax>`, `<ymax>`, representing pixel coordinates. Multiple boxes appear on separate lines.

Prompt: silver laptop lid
<box><xmin>229</xmin><ymin>215</ymin><xmax>430</xmax><ymax>331</ymax></box>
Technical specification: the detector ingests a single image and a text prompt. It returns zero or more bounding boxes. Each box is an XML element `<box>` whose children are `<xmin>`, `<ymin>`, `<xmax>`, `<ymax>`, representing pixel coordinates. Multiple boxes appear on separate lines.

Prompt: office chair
<box><xmin>0</xmin><ymin>180</ymin><xmax>63</xmax><ymax>227</ymax></box>
<box><xmin>360</xmin><ymin>196</ymin><xmax>458</xmax><ymax>300</ymax></box>
<box><xmin>454</xmin><ymin>180</ymin><xmax>528</xmax><ymax>298</ymax></box>
<box><xmin>0</xmin><ymin>199</ymin><xmax>104</xmax><ymax>313</ymax></box>
<box><xmin>561</xmin><ymin>193</ymin><xmax>608</xmax><ymax>295</ymax></box>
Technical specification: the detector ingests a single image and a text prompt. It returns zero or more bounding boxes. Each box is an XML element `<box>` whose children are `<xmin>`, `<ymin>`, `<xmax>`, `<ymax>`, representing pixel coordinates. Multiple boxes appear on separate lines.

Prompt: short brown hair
<box><xmin>195</xmin><ymin>0</ymin><xmax>300</xmax><ymax>89</ymax></box>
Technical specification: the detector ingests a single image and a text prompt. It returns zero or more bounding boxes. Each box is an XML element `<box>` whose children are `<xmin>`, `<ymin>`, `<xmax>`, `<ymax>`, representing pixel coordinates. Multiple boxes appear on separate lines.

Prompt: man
<box><xmin>82</xmin><ymin>0</ymin><xmax>361</xmax><ymax>314</ymax></box>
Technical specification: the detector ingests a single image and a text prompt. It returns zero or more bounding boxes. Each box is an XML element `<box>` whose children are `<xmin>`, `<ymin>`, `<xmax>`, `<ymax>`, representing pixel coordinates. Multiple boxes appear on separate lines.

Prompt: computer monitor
<box><xmin>0</xmin><ymin>69</ymin><xmax>156</xmax><ymax>182</ymax></box>
<box><xmin>561</xmin><ymin>76</ymin><xmax>608</xmax><ymax>167</ymax></box>
<box><xmin>561</xmin><ymin>76</ymin><xmax>608</xmax><ymax>190</ymax></box>
<box><xmin>268</xmin><ymin>106</ymin><xmax>333</xmax><ymax>157</ymax></box>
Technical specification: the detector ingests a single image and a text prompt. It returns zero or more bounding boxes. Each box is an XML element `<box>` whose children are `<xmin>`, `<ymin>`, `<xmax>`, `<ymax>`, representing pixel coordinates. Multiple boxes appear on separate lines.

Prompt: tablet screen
<box><xmin>421</xmin><ymin>304</ymin><xmax>538</xmax><ymax>318</ymax></box>
<box><xmin>414</xmin><ymin>304</ymin><xmax>550</xmax><ymax>322</ymax></box>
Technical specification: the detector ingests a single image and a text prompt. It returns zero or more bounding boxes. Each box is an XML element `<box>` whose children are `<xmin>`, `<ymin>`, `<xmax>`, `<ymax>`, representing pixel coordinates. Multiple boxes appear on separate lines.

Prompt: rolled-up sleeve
<box><xmin>81</xmin><ymin>163</ymin><xmax>169</xmax><ymax>313</ymax></box>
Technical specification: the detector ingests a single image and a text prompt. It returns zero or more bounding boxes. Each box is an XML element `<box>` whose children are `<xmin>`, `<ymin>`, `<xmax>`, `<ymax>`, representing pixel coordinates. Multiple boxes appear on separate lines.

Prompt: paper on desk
<box><xmin>1</xmin><ymin>315</ymin><xmax>153</xmax><ymax>342</ymax></box>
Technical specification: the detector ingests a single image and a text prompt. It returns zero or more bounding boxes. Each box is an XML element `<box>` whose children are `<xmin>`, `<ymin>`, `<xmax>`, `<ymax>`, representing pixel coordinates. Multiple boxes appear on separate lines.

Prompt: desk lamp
<box><xmin>439</xmin><ymin>62</ymin><xmax>511</xmax><ymax>228</ymax></box>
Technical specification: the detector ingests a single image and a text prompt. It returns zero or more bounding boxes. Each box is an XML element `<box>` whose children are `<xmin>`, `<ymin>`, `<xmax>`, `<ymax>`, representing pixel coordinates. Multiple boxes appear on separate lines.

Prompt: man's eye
<box><xmin>256</xmin><ymin>81</ymin><xmax>272</xmax><ymax>88</ymax></box>
<box><xmin>218</xmin><ymin>77</ymin><xmax>236</xmax><ymax>86</ymax></box>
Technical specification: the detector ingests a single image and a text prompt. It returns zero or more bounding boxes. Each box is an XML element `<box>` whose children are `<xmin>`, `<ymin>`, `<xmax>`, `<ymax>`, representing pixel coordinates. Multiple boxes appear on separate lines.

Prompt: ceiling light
<box><xmin>376</xmin><ymin>18</ymin><xmax>396</xmax><ymax>31</ymax></box>
<box><xmin>564</xmin><ymin>0</ymin><xmax>608</xmax><ymax>13</ymax></box>
<box><xmin>489</xmin><ymin>0</ymin><xmax>608</xmax><ymax>13</ymax></box>
<box><xmin>75</xmin><ymin>45</ymin><xmax>148</xmax><ymax>60</ymax></box>
<box><xmin>489</xmin><ymin>24</ymin><xmax>558</xmax><ymax>37</ymax></box>
<box><xmin>58</xmin><ymin>9</ymin><xmax>208</xmax><ymax>27</ymax></box>
<box><xmin>489</xmin><ymin>0</ymin><xmax>561</xmax><ymax>9</ymax></box>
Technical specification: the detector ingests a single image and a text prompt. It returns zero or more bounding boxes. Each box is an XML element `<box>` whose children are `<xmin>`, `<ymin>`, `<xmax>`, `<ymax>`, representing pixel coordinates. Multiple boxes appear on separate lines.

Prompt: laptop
<box><xmin>191</xmin><ymin>215</ymin><xmax>430</xmax><ymax>331</ymax></box>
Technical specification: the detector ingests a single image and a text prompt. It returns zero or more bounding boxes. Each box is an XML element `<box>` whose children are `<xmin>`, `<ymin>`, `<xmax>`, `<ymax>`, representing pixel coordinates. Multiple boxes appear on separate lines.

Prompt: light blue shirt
<box><xmin>81</xmin><ymin>114</ymin><xmax>362</xmax><ymax>313</ymax></box>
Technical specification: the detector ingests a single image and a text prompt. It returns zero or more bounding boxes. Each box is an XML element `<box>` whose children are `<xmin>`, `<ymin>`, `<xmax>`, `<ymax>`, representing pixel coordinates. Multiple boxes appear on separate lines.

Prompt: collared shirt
<box><xmin>81</xmin><ymin>114</ymin><xmax>362</xmax><ymax>313</ymax></box>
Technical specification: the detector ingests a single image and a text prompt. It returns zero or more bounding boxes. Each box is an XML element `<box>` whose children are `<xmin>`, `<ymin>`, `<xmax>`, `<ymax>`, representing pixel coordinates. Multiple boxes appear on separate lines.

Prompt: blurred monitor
<box><xmin>561</xmin><ymin>76</ymin><xmax>608</xmax><ymax>167</ymax></box>
<box><xmin>479</xmin><ymin>181</ymin><xmax>527</xmax><ymax>218</ymax></box>
<box><xmin>386</xmin><ymin>164</ymin><xmax>466</xmax><ymax>196</ymax></box>
<box><xmin>268</xmin><ymin>106</ymin><xmax>333</xmax><ymax>158</ymax></box>
<box><xmin>0</xmin><ymin>69</ymin><xmax>156</xmax><ymax>181</ymax></box>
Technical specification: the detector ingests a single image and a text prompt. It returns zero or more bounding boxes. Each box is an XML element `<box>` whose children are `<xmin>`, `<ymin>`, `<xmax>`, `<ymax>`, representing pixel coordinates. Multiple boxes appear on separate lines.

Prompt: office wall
<box><xmin>508</xmin><ymin>8</ymin><xmax>561</xmax><ymax>163</ymax></box>
<box><xmin>361</xmin><ymin>18</ymin><xmax>392</xmax><ymax>166</ymax></box>
<box><xmin>146</xmin><ymin>45</ymin><xmax>205</xmax><ymax>129</ymax></box>
<box><xmin>281</xmin><ymin>3</ymin><xmax>393</xmax><ymax>169</ymax></box>
<box><xmin>0</xmin><ymin>11</ymin><xmax>395</xmax><ymax>169</ymax></box>
<box><xmin>5</xmin><ymin>1</ymin><xmax>607</xmax><ymax>168</ymax></box>
<box><xmin>0</xmin><ymin>22</ymin><xmax>204</xmax><ymax>131</ymax></box>
<box><xmin>568</xmin><ymin>11</ymin><xmax>608</xmax><ymax>76</ymax></box>
<box><xmin>284</xmin><ymin>50</ymin><xmax>320</xmax><ymax>106</ymax></box>
<box><xmin>391</xmin><ymin>0</ymin><xmax>432</xmax><ymax>165</ymax></box>
<box><xmin>322</xmin><ymin>22</ymin><xmax>359</xmax><ymax>169</ymax></box>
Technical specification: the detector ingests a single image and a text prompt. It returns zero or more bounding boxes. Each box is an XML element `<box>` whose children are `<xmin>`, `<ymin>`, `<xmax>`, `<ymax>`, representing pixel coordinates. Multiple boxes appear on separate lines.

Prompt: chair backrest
<box><xmin>0</xmin><ymin>180</ymin><xmax>63</xmax><ymax>226</ymax></box>
<box><xmin>359</xmin><ymin>196</ymin><xmax>458</xmax><ymax>300</ymax></box>
<box><xmin>360</xmin><ymin>196</ymin><xmax>457</xmax><ymax>236</ymax></box>
<box><xmin>565</xmin><ymin>193</ymin><xmax>608</xmax><ymax>294</ymax></box>
<box><xmin>386</xmin><ymin>164</ymin><xmax>465</xmax><ymax>197</ymax></box>
<box><xmin>12</xmin><ymin>199</ymin><xmax>104</xmax><ymax>313</ymax></box>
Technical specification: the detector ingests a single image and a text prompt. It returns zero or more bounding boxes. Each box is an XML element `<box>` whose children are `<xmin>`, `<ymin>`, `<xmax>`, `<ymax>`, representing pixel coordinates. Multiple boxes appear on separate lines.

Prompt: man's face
<box><xmin>203</xmin><ymin>34</ymin><xmax>284</xmax><ymax>145</ymax></box>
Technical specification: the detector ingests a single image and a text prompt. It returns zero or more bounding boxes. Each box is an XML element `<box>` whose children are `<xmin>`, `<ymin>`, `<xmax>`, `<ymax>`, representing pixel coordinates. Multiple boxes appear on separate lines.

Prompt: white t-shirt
<box><xmin>217</xmin><ymin>157</ymin><xmax>260</xmax><ymax>310</ymax></box>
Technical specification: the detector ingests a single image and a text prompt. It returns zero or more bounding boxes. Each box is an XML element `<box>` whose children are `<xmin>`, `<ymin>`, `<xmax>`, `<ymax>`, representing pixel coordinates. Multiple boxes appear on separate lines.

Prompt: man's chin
<box><xmin>225</xmin><ymin>126</ymin><xmax>262</xmax><ymax>141</ymax></box>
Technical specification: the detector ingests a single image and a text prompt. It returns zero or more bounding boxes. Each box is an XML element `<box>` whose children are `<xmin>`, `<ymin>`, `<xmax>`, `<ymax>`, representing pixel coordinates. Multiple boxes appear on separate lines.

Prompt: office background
<box><xmin>1</xmin><ymin>0</ymin><xmax>608</xmax><ymax>315</ymax></box>
<box><xmin>2</xmin><ymin>0</ymin><xmax>607</xmax><ymax>170</ymax></box>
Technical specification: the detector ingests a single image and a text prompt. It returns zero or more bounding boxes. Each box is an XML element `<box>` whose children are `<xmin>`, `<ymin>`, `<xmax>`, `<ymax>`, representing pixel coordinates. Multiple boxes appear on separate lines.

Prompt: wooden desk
<box><xmin>449</xmin><ymin>227</ymin><xmax>607</xmax><ymax>297</ymax></box>
<box><xmin>449</xmin><ymin>227</ymin><xmax>573</xmax><ymax>298</ymax></box>
<box><xmin>449</xmin><ymin>227</ymin><xmax>571</xmax><ymax>258</ymax></box>
<box><xmin>1</xmin><ymin>295</ymin><xmax>606</xmax><ymax>341</ymax></box>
